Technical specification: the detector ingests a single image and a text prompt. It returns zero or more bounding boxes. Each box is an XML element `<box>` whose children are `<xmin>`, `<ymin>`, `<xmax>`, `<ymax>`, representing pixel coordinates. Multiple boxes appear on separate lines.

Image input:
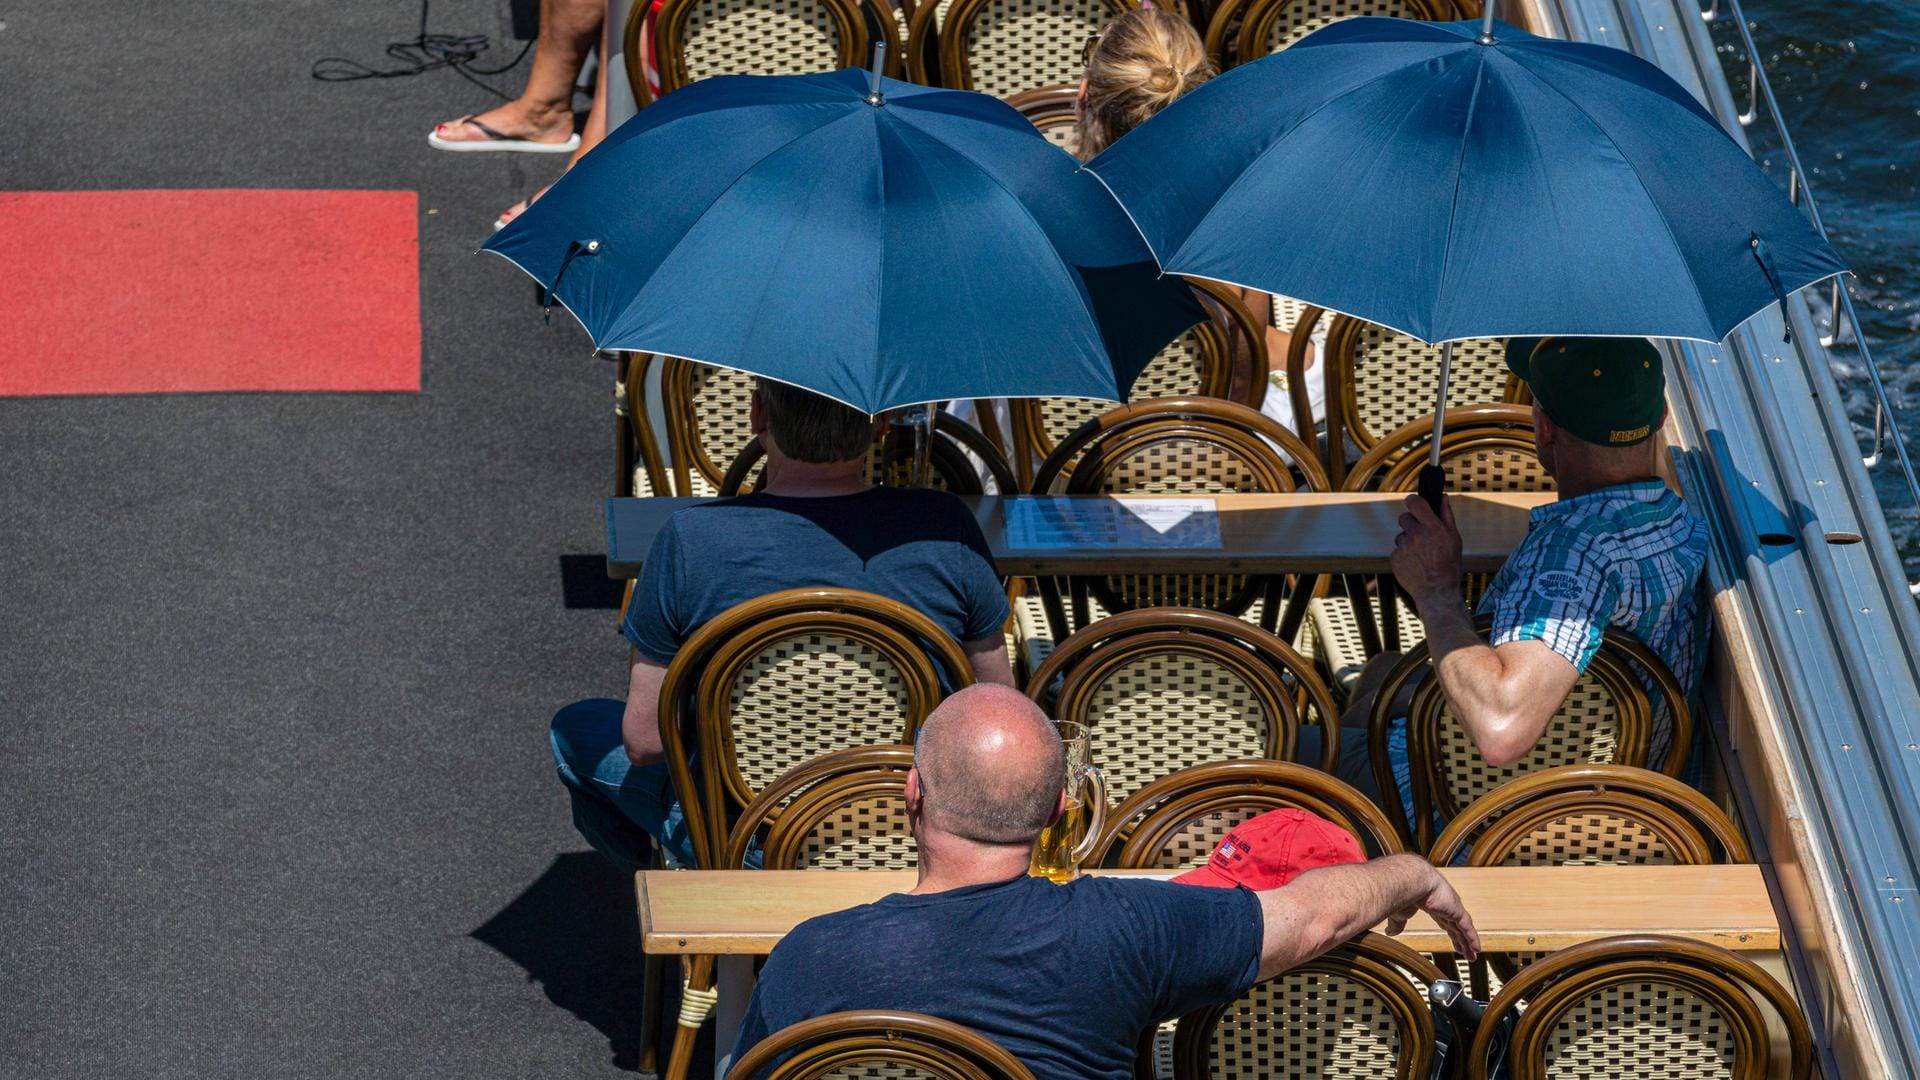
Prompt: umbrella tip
<box><xmin>1476</xmin><ymin>0</ymin><xmax>1498</xmax><ymax>43</ymax></box>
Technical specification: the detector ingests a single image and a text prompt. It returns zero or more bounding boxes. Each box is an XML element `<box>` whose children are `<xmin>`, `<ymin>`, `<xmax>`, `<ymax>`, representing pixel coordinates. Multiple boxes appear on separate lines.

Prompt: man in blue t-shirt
<box><xmin>732</xmin><ymin>685</ymin><xmax>1481</xmax><ymax>1080</ymax></box>
<box><xmin>550</xmin><ymin>380</ymin><xmax>1015</xmax><ymax>869</ymax></box>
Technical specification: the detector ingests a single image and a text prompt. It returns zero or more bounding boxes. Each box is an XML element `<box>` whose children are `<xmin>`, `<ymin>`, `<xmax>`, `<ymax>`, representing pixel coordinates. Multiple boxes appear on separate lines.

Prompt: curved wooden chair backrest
<box><xmin>728</xmin><ymin>1011</ymin><xmax>1039</xmax><ymax>1080</ymax></box>
<box><xmin>1204</xmin><ymin>0</ymin><xmax>1459</xmax><ymax>72</ymax></box>
<box><xmin>1322</xmin><ymin>316</ymin><xmax>1517</xmax><ymax>486</ymax></box>
<box><xmin>1371</xmin><ymin>617</ymin><xmax>1693</xmax><ymax>851</ymax></box>
<box><xmin>1467</xmin><ymin>935</ymin><xmax>1813</xmax><ymax>1080</ymax></box>
<box><xmin>1172</xmin><ymin>932</ymin><xmax>1445</xmax><ymax>1080</ymax></box>
<box><xmin>651</xmin><ymin>359</ymin><xmax>760</xmax><ymax>497</ymax></box>
<box><xmin>909</xmin><ymin>0</ymin><xmax>1135</xmax><ymax>97</ymax></box>
<box><xmin>660</xmin><ymin>588</ymin><xmax>971</xmax><ymax>865</ymax></box>
<box><xmin>723</xmin><ymin>745</ymin><xmax>916</xmax><ymax>867</ymax></box>
<box><xmin>718</xmin><ymin>412</ymin><xmax>1016</xmax><ymax>497</ymax></box>
<box><xmin>1343</xmin><ymin>404</ymin><xmax>1552</xmax><ymax>494</ymax></box>
<box><xmin>1027</xmin><ymin>609</ymin><xmax>1338</xmax><ymax>807</ymax></box>
<box><xmin>1428</xmin><ymin>764</ymin><xmax>1749</xmax><ymax>868</ymax></box>
<box><xmin>762</xmin><ymin>767</ymin><xmax>919</xmax><ymax>869</ymax></box>
<box><xmin>1095</xmin><ymin>759</ymin><xmax>1404</xmax><ymax>866</ymax></box>
<box><xmin>1005</xmin><ymin>82</ymin><xmax>1081</xmax><ymax>153</ymax></box>
<box><xmin>1028</xmin><ymin>398</ymin><xmax>1325</xmax><ymax>621</ymax></box>
<box><xmin>1011</xmin><ymin>283</ymin><xmax>1269</xmax><ymax>487</ymax></box>
<box><xmin>633</xmin><ymin>0</ymin><xmax>897</xmax><ymax>106</ymax></box>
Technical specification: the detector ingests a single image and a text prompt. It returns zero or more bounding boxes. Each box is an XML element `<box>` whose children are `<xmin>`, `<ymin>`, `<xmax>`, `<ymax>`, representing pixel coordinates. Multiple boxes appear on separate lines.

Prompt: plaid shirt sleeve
<box><xmin>1478</xmin><ymin>522</ymin><xmax>1622</xmax><ymax>674</ymax></box>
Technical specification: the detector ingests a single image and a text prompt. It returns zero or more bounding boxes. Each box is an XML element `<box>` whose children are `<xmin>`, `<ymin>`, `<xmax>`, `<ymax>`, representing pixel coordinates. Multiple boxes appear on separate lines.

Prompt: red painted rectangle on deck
<box><xmin>0</xmin><ymin>189</ymin><xmax>421</xmax><ymax>396</ymax></box>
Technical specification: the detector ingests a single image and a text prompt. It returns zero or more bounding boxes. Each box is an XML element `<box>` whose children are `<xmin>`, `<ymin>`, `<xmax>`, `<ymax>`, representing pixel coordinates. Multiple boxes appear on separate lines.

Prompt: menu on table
<box><xmin>1005</xmin><ymin>497</ymin><xmax>1222</xmax><ymax>550</ymax></box>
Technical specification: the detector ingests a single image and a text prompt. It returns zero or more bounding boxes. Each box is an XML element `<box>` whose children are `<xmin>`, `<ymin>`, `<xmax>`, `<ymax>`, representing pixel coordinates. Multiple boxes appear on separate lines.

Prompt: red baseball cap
<box><xmin>1171</xmin><ymin>808</ymin><xmax>1365</xmax><ymax>889</ymax></box>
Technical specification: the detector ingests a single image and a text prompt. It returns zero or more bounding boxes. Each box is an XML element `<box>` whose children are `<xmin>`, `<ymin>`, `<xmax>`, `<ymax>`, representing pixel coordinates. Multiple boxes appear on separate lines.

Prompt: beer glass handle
<box><xmin>1069</xmin><ymin>765</ymin><xmax>1109</xmax><ymax>867</ymax></box>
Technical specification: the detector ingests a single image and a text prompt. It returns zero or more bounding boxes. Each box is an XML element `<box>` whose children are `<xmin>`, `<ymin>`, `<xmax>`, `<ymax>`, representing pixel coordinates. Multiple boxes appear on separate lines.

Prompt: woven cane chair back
<box><xmin>914</xmin><ymin>0</ymin><xmax>1134</xmax><ymax>98</ymax></box>
<box><xmin>763</xmin><ymin>771</ymin><xmax>919</xmax><ymax>869</ymax></box>
<box><xmin>1372</xmin><ymin>619</ymin><xmax>1691</xmax><ymax>851</ymax></box>
<box><xmin>1030</xmin><ymin>400</ymin><xmax>1325</xmax><ymax>621</ymax></box>
<box><xmin>724</xmin><ymin>745</ymin><xmax>916</xmax><ymax>867</ymax></box>
<box><xmin>1097</xmin><ymin>759</ymin><xmax>1403</xmax><ymax>866</ymax></box>
<box><xmin>718</xmin><ymin>415</ymin><xmax>1013</xmax><ymax>497</ymax></box>
<box><xmin>660</xmin><ymin>589</ymin><xmax>970</xmax><ymax>865</ymax></box>
<box><xmin>1027</xmin><ymin>610</ymin><xmax>1337</xmax><ymax>807</ymax></box>
<box><xmin>657</xmin><ymin>360</ymin><xmax>761</xmax><ymax>496</ymax></box>
<box><xmin>1427</xmin><ymin>764</ymin><xmax>1748</xmax><ymax>869</ymax></box>
<box><xmin>647</xmin><ymin>0</ymin><xmax>888</xmax><ymax>103</ymax></box>
<box><xmin>1324</xmin><ymin>317</ymin><xmax>1515</xmax><ymax>478</ymax></box>
<box><xmin>1344</xmin><ymin>405</ymin><xmax>1551</xmax><ymax>494</ymax></box>
<box><xmin>1173</xmin><ymin>933</ymin><xmax>1444</xmax><ymax>1080</ymax></box>
<box><xmin>730</xmin><ymin>1011</ymin><xmax>1039</xmax><ymax>1080</ymax></box>
<box><xmin>1467</xmin><ymin>936</ymin><xmax>1813</xmax><ymax>1080</ymax></box>
<box><xmin>1204</xmin><ymin>0</ymin><xmax>1455</xmax><ymax>71</ymax></box>
<box><xmin>1005</xmin><ymin>83</ymin><xmax>1081</xmax><ymax>153</ymax></box>
<box><xmin>1011</xmin><ymin>282</ymin><xmax>1266</xmax><ymax>485</ymax></box>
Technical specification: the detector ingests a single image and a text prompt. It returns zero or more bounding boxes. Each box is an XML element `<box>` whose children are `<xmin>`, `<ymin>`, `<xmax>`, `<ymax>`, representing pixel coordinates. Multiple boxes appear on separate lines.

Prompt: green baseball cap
<box><xmin>1504</xmin><ymin>337</ymin><xmax>1666</xmax><ymax>447</ymax></box>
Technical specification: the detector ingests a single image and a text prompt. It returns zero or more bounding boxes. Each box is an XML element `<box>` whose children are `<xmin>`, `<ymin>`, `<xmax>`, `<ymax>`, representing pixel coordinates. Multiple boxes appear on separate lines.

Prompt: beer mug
<box><xmin>1030</xmin><ymin>720</ymin><xmax>1109</xmax><ymax>883</ymax></box>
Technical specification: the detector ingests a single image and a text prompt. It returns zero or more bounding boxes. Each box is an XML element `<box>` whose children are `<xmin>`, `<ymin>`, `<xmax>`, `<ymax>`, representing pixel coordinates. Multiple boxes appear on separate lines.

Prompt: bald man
<box><xmin>730</xmin><ymin>685</ymin><xmax>1480</xmax><ymax>1080</ymax></box>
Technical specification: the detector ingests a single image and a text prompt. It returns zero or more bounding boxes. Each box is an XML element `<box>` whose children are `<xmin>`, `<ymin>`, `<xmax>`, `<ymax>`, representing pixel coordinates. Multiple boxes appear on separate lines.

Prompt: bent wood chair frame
<box><xmin>1203</xmin><ymin>0</ymin><xmax>1460</xmax><ymax>73</ymax></box>
<box><xmin>909</xmin><ymin>0</ymin><xmax>1134</xmax><ymax>97</ymax></box>
<box><xmin>729</xmin><ymin>1010</ymin><xmax>1039</xmax><ymax>1080</ymax></box>
<box><xmin>1369</xmin><ymin>616</ymin><xmax>1694</xmax><ymax>851</ymax></box>
<box><xmin>628</xmin><ymin>0</ymin><xmax>900</xmax><ymax>109</ymax></box>
<box><xmin>1026</xmin><ymin>609</ymin><xmax>1341</xmax><ymax>812</ymax></box>
<box><xmin>1466</xmin><ymin>935</ymin><xmax>1813</xmax><ymax>1080</ymax></box>
<box><xmin>1094</xmin><ymin>758</ymin><xmax>1405</xmax><ymax>866</ymax></box>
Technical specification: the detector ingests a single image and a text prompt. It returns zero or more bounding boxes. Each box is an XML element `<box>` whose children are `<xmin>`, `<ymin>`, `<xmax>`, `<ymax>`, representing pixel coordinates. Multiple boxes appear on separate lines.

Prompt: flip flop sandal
<box><xmin>493</xmin><ymin>198</ymin><xmax>532</xmax><ymax>233</ymax></box>
<box><xmin>427</xmin><ymin>115</ymin><xmax>581</xmax><ymax>154</ymax></box>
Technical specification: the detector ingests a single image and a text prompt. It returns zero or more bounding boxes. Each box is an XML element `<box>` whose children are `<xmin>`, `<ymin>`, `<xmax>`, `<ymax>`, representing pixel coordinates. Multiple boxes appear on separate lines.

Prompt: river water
<box><xmin>1723</xmin><ymin>0</ymin><xmax>1920</xmax><ymax>568</ymax></box>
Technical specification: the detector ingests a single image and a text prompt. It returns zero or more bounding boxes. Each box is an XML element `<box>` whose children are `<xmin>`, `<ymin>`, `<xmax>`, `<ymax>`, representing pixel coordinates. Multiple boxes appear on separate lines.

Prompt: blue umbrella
<box><xmin>485</xmin><ymin>65</ymin><xmax>1202</xmax><ymax>416</ymax></box>
<box><xmin>1084</xmin><ymin>11</ymin><xmax>1845</xmax><ymax>501</ymax></box>
<box><xmin>1084</xmin><ymin>14</ymin><xmax>1845</xmax><ymax>345</ymax></box>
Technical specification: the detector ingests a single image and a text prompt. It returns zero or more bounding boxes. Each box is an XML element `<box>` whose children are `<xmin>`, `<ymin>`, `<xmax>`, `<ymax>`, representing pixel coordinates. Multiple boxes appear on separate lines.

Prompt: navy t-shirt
<box><xmin>623</xmin><ymin>487</ymin><xmax>1011</xmax><ymax>665</ymax></box>
<box><xmin>731</xmin><ymin>875</ymin><xmax>1263</xmax><ymax>1080</ymax></box>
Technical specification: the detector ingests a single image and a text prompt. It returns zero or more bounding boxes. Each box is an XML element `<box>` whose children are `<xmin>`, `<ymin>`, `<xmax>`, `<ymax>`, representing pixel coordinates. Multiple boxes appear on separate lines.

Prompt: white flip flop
<box><xmin>428</xmin><ymin>116</ymin><xmax>581</xmax><ymax>154</ymax></box>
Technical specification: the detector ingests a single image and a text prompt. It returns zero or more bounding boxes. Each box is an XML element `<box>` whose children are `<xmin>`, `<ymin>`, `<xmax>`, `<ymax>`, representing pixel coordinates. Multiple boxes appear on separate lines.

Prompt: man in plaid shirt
<box><xmin>1386</xmin><ymin>336</ymin><xmax>1709</xmax><ymax>775</ymax></box>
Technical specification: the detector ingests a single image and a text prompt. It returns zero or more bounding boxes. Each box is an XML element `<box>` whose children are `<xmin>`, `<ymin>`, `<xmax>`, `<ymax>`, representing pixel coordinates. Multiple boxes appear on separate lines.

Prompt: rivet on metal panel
<box><xmin>1863</xmin><ymin>607</ymin><xmax>1873</xmax><ymax>614</ymax></box>
<box><xmin>1794</xmin><ymin>608</ymin><xmax>1804</xmax><ymax>615</ymax></box>
<box><xmin>1842</xmin><ymin>743</ymin><xmax>1853</xmax><ymax>751</ymax></box>
<box><xmin>1896</xmin><ymin>896</ymin><xmax>1906</xmax><ymax>904</ymax></box>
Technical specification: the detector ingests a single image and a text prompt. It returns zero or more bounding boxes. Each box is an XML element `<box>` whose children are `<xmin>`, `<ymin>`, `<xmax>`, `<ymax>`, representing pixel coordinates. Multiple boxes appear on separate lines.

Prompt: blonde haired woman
<box><xmin>1076</xmin><ymin>6</ymin><xmax>1325</xmax><ymax>434</ymax></box>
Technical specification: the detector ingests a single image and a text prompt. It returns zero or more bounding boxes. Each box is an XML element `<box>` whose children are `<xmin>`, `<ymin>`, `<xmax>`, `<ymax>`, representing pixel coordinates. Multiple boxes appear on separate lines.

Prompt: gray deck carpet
<box><xmin>1</xmin><ymin>2</ymin><xmax>667</xmax><ymax>1075</ymax></box>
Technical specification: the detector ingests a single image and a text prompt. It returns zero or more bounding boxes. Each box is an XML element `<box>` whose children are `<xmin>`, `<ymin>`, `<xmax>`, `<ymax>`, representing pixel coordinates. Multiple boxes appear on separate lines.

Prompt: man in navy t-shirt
<box><xmin>550</xmin><ymin>380</ymin><xmax>1015</xmax><ymax>869</ymax></box>
<box><xmin>731</xmin><ymin>685</ymin><xmax>1481</xmax><ymax>1080</ymax></box>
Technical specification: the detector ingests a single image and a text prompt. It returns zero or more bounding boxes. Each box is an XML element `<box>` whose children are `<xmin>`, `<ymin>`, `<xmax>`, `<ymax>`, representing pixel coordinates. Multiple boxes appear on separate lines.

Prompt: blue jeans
<box><xmin>549</xmin><ymin>698</ymin><xmax>697</xmax><ymax>870</ymax></box>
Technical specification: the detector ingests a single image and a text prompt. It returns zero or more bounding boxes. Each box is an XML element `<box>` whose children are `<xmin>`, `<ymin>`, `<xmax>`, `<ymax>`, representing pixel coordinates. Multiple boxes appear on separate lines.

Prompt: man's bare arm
<box><xmin>1255</xmin><ymin>854</ymin><xmax>1479</xmax><ymax>982</ymax></box>
<box><xmin>963</xmin><ymin>633</ymin><xmax>1017</xmax><ymax>688</ymax></box>
<box><xmin>1389</xmin><ymin>494</ymin><xmax>1580</xmax><ymax>766</ymax></box>
<box><xmin>622</xmin><ymin>656</ymin><xmax>670</xmax><ymax>766</ymax></box>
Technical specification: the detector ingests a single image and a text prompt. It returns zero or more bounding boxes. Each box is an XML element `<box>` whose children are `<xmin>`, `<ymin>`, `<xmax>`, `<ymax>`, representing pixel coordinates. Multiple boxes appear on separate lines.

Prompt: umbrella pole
<box><xmin>1418</xmin><ymin>342</ymin><xmax>1451</xmax><ymax>510</ymax></box>
<box><xmin>1478</xmin><ymin>0</ymin><xmax>1498</xmax><ymax>43</ymax></box>
<box><xmin>910</xmin><ymin>405</ymin><xmax>932</xmax><ymax>487</ymax></box>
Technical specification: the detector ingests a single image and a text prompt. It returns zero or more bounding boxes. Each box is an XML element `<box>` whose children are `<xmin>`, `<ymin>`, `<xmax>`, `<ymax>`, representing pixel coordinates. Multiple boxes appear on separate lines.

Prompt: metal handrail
<box><xmin>1700</xmin><ymin>0</ymin><xmax>1920</xmax><ymax>514</ymax></box>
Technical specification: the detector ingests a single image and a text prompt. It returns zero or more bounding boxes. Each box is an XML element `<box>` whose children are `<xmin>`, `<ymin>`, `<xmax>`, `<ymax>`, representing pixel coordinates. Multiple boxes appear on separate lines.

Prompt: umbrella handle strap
<box><xmin>544</xmin><ymin>239</ymin><xmax>601</xmax><ymax>326</ymax></box>
<box><xmin>1748</xmin><ymin>232</ymin><xmax>1792</xmax><ymax>344</ymax></box>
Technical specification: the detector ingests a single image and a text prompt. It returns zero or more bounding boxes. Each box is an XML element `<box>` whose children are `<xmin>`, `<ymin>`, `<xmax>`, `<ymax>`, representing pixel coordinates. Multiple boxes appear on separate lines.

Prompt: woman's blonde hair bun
<box><xmin>1074</xmin><ymin>7</ymin><xmax>1214</xmax><ymax>160</ymax></box>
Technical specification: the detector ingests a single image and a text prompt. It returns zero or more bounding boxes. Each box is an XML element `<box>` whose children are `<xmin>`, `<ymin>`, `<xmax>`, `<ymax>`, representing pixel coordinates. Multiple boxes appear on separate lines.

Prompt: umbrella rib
<box><xmin>1430</xmin><ymin>52</ymin><xmax>1490</xmax><ymax>341</ymax></box>
<box><xmin>1495</xmin><ymin>54</ymin><xmax>1719</xmax><ymax>335</ymax></box>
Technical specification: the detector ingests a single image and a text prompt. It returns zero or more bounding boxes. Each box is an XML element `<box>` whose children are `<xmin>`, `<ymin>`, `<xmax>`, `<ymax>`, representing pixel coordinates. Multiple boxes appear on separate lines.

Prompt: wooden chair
<box><xmin>1026</xmin><ymin>609</ymin><xmax>1340</xmax><ymax>809</ymax></box>
<box><xmin>1009</xmin><ymin>281</ymin><xmax>1270</xmax><ymax>489</ymax></box>
<box><xmin>1322</xmin><ymin>316</ymin><xmax>1518</xmax><ymax>488</ymax></box>
<box><xmin>1307</xmin><ymin>405</ymin><xmax>1550</xmax><ymax>691</ymax></box>
<box><xmin>1427</xmin><ymin>764</ymin><xmax>1749</xmax><ymax>869</ymax></box>
<box><xmin>621</xmin><ymin>357</ymin><xmax>760</xmax><ymax>497</ymax></box>
<box><xmin>1006</xmin><ymin>82</ymin><xmax>1081</xmax><ymax>154</ymax></box>
<box><xmin>1428</xmin><ymin>764</ymin><xmax>1748</xmax><ymax>1001</ymax></box>
<box><xmin>729</xmin><ymin>1011</ymin><xmax>1038</xmax><ymax>1080</ymax></box>
<box><xmin>1096</xmin><ymin>759</ymin><xmax>1405</xmax><ymax>866</ymax></box>
<box><xmin>658</xmin><ymin>587</ymin><xmax>971</xmax><ymax>869</ymax></box>
<box><xmin>1466</xmin><ymin>935</ymin><xmax>1813</xmax><ymax>1080</ymax></box>
<box><xmin>1203</xmin><ymin>0</ymin><xmax>1459</xmax><ymax>72</ymax></box>
<box><xmin>1172</xmin><ymin>932</ymin><xmax>1449</xmax><ymax>1080</ymax></box>
<box><xmin>1370</xmin><ymin>617</ymin><xmax>1694</xmax><ymax>852</ymax></box>
<box><xmin>626</xmin><ymin>0</ymin><xmax>899</xmax><ymax>110</ymax></box>
<box><xmin>722</xmin><ymin>745</ymin><xmax>918</xmax><ymax>868</ymax></box>
<box><xmin>718</xmin><ymin>413</ymin><xmax>1018</xmax><ymax>497</ymax></box>
<box><xmin>908</xmin><ymin>0</ymin><xmax>1133</xmax><ymax>97</ymax></box>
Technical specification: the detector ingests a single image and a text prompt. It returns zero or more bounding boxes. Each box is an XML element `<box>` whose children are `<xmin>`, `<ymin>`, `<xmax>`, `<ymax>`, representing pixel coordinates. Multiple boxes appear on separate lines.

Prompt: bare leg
<box><xmin>1339</xmin><ymin>650</ymin><xmax>1413</xmax><ymax>733</ymax></box>
<box><xmin>435</xmin><ymin>0</ymin><xmax>603</xmax><ymax>145</ymax></box>
<box><xmin>494</xmin><ymin>13</ymin><xmax>612</xmax><ymax>228</ymax></box>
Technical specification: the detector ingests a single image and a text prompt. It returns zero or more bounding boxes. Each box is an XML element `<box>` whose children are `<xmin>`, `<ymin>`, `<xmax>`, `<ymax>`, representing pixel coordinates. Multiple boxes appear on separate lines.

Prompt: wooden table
<box><xmin>642</xmin><ymin>865</ymin><xmax>1778</xmax><ymax>1074</ymax></box>
<box><xmin>605</xmin><ymin>492</ymin><xmax>1552</xmax><ymax>579</ymax></box>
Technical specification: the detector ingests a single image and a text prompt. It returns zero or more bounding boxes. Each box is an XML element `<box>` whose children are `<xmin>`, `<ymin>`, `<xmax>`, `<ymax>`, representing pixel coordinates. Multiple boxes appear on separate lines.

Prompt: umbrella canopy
<box><xmin>1084</xmin><ymin>17</ymin><xmax>1846</xmax><ymax>345</ymax></box>
<box><xmin>486</xmin><ymin>67</ymin><xmax>1202</xmax><ymax>415</ymax></box>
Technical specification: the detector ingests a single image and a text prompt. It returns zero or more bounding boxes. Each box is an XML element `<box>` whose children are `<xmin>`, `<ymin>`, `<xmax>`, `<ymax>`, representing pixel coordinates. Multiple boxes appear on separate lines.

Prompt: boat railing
<box><xmin>1698</xmin><ymin>0</ymin><xmax>1920</xmax><ymax>552</ymax></box>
